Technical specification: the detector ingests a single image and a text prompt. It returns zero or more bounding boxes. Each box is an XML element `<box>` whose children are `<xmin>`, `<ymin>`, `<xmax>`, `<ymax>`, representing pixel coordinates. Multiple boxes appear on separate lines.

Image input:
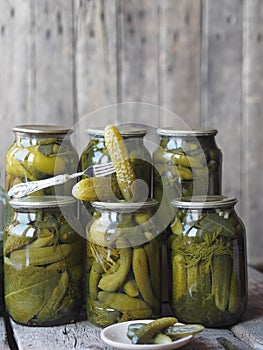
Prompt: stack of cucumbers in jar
<box><xmin>153</xmin><ymin>128</ymin><xmax>247</xmax><ymax>328</ymax></box>
<box><xmin>4</xmin><ymin>126</ymin><xmax>83</xmax><ymax>326</ymax></box>
<box><xmin>3</xmin><ymin>123</ymin><xmax>247</xmax><ymax>336</ymax></box>
<box><xmin>74</xmin><ymin>125</ymin><xmax>163</xmax><ymax>327</ymax></box>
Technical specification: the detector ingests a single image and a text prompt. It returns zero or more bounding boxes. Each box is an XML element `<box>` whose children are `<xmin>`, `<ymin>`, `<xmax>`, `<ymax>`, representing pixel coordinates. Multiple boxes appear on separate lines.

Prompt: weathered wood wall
<box><xmin>0</xmin><ymin>0</ymin><xmax>262</xmax><ymax>268</ymax></box>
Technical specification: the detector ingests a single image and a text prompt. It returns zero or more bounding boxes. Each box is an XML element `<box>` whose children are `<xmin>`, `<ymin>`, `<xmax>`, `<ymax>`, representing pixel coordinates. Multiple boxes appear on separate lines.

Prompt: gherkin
<box><xmin>104</xmin><ymin>125</ymin><xmax>137</xmax><ymax>201</ymax></box>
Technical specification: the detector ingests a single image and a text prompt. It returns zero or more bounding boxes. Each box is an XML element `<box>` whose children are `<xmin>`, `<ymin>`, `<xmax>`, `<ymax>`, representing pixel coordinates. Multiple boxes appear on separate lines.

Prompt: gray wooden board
<box><xmin>231</xmin><ymin>268</ymin><xmax>263</xmax><ymax>349</ymax></box>
<box><xmin>201</xmin><ymin>0</ymin><xmax>243</xmax><ymax>212</ymax></box>
<box><xmin>241</xmin><ymin>0</ymin><xmax>263</xmax><ymax>270</ymax></box>
<box><xmin>1</xmin><ymin>0</ymin><xmax>263</xmax><ymax>270</ymax></box>
<box><xmin>9</xmin><ymin>267</ymin><xmax>262</xmax><ymax>350</ymax></box>
<box><xmin>0</xmin><ymin>0</ymin><xmax>32</xmax><ymax>185</ymax></box>
<box><xmin>159</xmin><ymin>0</ymin><xmax>202</xmax><ymax>128</ymax></box>
<box><xmin>32</xmin><ymin>0</ymin><xmax>75</xmax><ymax>127</ymax></box>
<box><xmin>116</xmin><ymin>1</ymin><xmax>159</xmax><ymax>125</ymax></box>
<box><xmin>0</xmin><ymin>317</ymin><xmax>10</xmax><ymax>350</ymax></box>
<box><xmin>10</xmin><ymin>320</ymin><xmax>252</xmax><ymax>350</ymax></box>
<box><xmin>73</xmin><ymin>0</ymin><xmax>118</xmax><ymax>155</ymax></box>
<box><xmin>74</xmin><ymin>0</ymin><xmax>118</xmax><ymax>122</ymax></box>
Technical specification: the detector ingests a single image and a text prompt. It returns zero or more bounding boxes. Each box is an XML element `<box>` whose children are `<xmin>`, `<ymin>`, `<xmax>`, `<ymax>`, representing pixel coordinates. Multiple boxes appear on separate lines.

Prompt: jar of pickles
<box><xmin>4</xmin><ymin>196</ymin><xmax>84</xmax><ymax>326</ymax></box>
<box><xmin>153</xmin><ymin>129</ymin><xmax>222</xmax><ymax>202</ymax></box>
<box><xmin>168</xmin><ymin>196</ymin><xmax>247</xmax><ymax>327</ymax></box>
<box><xmin>5</xmin><ymin>125</ymin><xmax>79</xmax><ymax>195</ymax></box>
<box><xmin>79</xmin><ymin>127</ymin><xmax>152</xmax><ymax>198</ymax></box>
<box><xmin>0</xmin><ymin>178</ymin><xmax>12</xmax><ymax>313</ymax></box>
<box><xmin>86</xmin><ymin>199</ymin><xmax>162</xmax><ymax>327</ymax></box>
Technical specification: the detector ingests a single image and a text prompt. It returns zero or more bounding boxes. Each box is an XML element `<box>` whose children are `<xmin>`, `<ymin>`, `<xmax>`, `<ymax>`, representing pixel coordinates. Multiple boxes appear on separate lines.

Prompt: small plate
<box><xmin>100</xmin><ymin>320</ymin><xmax>193</xmax><ymax>350</ymax></box>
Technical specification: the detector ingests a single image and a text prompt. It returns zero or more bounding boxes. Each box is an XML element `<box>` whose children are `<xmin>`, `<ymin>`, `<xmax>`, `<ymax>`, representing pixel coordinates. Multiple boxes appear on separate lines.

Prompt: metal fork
<box><xmin>8</xmin><ymin>162</ymin><xmax>116</xmax><ymax>198</ymax></box>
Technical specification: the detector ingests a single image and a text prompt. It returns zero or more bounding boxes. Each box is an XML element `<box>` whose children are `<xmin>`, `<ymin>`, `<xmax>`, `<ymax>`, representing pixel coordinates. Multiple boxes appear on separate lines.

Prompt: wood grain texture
<box><xmin>74</xmin><ymin>0</ymin><xmax>118</xmax><ymax>122</ymax></box>
<box><xmin>10</xmin><ymin>267</ymin><xmax>262</xmax><ymax>350</ymax></box>
<box><xmin>201</xmin><ymin>0</ymin><xmax>243</xmax><ymax>205</ymax></box>
<box><xmin>0</xmin><ymin>0</ymin><xmax>32</xmax><ymax>185</ymax></box>
<box><xmin>242</xmin><ymin>0</ymin><xmax>263</xmax><ymax>269</ymax></box>
<box><xmin>0</xmin><ymin>318</ymin><xmax>9</xmax><ymax>350</ymax></box>
<box><xmin>117</xmin><ymin>0</ymin><xmax>159</xmax><ymax>124</ymax></box>
<box><xmin>32</xmin><ymin>0</ymin><xmax>75</xmax><ymax>126</ymax></box>
<box><xmin>231</xmin><ymin>268</ymin><xmax>263</xmax><ymax>349</ymax></box>
<box><xmin>159</xmin><ymin>0</ymin><xmax>202</xmax><ymax>128</ymax></box>
<box><xmin>0</xmin><ymin>0</ymin><xmax>263</xmax><ymax>268</ymax></box>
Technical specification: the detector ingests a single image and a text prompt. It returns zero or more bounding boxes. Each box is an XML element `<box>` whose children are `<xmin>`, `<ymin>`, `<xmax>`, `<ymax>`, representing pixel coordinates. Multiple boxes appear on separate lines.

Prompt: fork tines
<box><xmin>93</xmin><ymin>162</ymin><xmax>115</xmax><ymax>177</ymax></box>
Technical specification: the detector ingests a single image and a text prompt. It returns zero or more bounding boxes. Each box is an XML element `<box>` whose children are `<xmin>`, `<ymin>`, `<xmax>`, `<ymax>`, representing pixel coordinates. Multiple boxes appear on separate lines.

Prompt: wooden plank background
<box><xmin>0</xmin><ymin>0</ymin><xmax>262</xmax><ymax>269</ymax></box>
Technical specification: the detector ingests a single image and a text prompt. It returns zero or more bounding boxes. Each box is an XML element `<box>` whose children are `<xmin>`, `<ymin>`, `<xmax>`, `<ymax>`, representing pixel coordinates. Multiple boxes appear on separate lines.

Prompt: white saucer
<box><xmin>100</xmin><ymin>320</ymin><xmax>193</xmax><ymax>350</ymax></box>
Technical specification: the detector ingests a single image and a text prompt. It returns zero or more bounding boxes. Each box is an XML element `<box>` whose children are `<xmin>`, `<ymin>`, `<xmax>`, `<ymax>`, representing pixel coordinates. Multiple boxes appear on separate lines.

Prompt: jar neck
<box><xmin>15</xmin><ymin>133</ymin><xmax>66</xmax><ymax>146</ymax></box>
<box><xmin>196</xmin><ymin>135</ymin><xmax>217</xmax><ymax>149</ymax></box>
<box><xmin>160</xmin><ymin>134</ymin><xmax>216</xmax><ymax>149</ymax></box>
<box><xmin>179</xmin><ymin>206</ymin><xmax>235</xmax><ymax>217</ymax></box>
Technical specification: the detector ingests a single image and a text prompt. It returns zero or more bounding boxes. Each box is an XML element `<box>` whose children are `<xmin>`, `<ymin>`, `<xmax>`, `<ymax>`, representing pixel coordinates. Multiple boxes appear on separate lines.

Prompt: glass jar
<box><xmin>168</xmin><ymin>196</ymin><xmax>247</xmax><ymax>327</ymax></box>
<box><xmin>4</xmin><ymin>196</ymin><xmax>84</xmax><ymax>326</ymax></box>
<box><xmin>79</xmin><ymin>127</ymin><xmax>152</xmax><ymax>198</ymax></box>
<box><xmin>86</xmin><ymin>199</ymin><xmax>162</xmax><ymax>327</ymax></box>
<box><xmin>153</xmin><ymin>129</ymin><xmax>222</xmax><ymax>203</ymax></box>
<box><xmin>5</xmin><ymin>125</ymin><xmax>79</xmax><ymax>195</ymax></box>
<box><xmin>0</xmin><ymin>179</ymin><xmax>12</xmax><ymax>313</ymax></box>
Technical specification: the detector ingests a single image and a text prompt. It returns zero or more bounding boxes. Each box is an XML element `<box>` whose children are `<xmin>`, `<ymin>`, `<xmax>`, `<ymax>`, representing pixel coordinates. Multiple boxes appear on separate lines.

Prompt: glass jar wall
<box><xmin>5</xmin><ymin>125</ymin><xmax>79</xmax><ymax>195</ymax></box>
<box><xmin>0</xmin><ymin>180</ymin><xmax>12</xmax><ymax>313</ymax></box>
<box><xmin>153</xmin><ymin>129</ymin><xmax>222</xmax><ymax>203</ymax></box>
<box><xmin>168</xmin><ymin>196</ymin><xmax>247</xmax><ymax>327</ymax></box>
<box><xmin>86</xmin><ymin>199</ymin><xmax>162</xmax><ymax>327</ymax></box>
<box><xmin>4</xmin><ymin>196</ymin><xmax>84</xmax><ymax>326</ymax></box>
<box><xmin>79</xmin><ymin>127</ymin><xmax>152</xmax><ymax>199</ymax></box>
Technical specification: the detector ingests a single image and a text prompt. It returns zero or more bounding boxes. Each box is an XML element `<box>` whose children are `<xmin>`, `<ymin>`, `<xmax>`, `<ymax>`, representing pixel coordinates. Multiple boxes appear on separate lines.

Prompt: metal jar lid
<box><xmin>157</xmin><ymin>128</ymin><xmax>218</xmax><ymax>137</ymax></box>
<box><xmin>13</xmin><ymin>125</ymin><xmax>73</xmax><ymax>135</ymax></box>
<box><xmin>9</xmin><ymin>195</ymin><xmax>76</xmax><ymax>209</ymax></box>
<box><xmin>171</xmin><ymin>195</ymin><xmax>237</xmax><ymax>209</ymax></box>
<box><xmin>91</xmin><ymin>198</ymin><xmax>158</xmax><ymax>212</ymax></box>
<box><xmin>86</xmin><ymin>126</ymin><xmax>147</xmax><ymax>138</ymax></box>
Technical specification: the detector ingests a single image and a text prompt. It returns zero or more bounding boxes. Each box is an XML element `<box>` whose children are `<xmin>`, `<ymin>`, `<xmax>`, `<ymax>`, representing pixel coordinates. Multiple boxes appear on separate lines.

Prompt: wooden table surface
<box><xmin>1</xmin><ymin>267</ymin><xmax>262</xmax><ymax>350</ymax></box>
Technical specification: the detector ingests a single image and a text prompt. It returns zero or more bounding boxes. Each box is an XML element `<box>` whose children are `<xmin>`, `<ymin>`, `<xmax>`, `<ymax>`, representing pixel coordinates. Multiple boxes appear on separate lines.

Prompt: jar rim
<box><xmin>9</xmin><ymin>195</ymin><xmax>76</xmax><ymax>209</ymax></box>
<box><xmin>171</xmin><ymin>195</ymin><xmax>237</xmax><ymax>209</ymax></box>
<box><xmin>86</xmin><ymin>126</ymin><xmax>147</xmax><ymax>137</ymax></box>
<box><xmin>13</xmin><ymin>125</ymin><xmax>73</xmax><ymax>135</ymax></box>
<box><xmin>91</xmin><ymin>198</ymin><xmax>158</xmax><ymax>211</ymax></box>
<box><xmin>156</xmin><ymin>128</ymin><xmax>218</xmax><ymax>137</ymax></box>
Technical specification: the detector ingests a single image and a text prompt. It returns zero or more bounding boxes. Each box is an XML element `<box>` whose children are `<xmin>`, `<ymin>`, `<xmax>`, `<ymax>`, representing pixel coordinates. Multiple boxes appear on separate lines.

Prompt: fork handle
<box><xmin>8</xmin><ymin>174</ymin><xmax>72</xmax><ymax>198</ymax></box>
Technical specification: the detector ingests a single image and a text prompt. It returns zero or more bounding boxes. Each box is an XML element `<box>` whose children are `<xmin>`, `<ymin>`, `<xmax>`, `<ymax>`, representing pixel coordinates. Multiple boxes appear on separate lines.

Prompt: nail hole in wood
<box><xmin>46</xmin><ymin>29</ymin><xmax>51</xmax><ymax>39</ymax></box>
<box><xmin>126</xmin><ymin>13</ymin><xmax>132</xmax><ymax>23</ymax></box>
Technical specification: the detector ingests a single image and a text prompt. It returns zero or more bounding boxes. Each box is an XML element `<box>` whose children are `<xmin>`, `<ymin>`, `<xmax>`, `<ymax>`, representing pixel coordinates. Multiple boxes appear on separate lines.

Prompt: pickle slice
<box><xmin>104</xmin><ymin>125</ymin><xmax>137</xmax><ymax>201</ymax></box>
<box><xmin>163</xmin><ymin>324</ymin><xmax>204</xmax><ymax>339</ymax></box>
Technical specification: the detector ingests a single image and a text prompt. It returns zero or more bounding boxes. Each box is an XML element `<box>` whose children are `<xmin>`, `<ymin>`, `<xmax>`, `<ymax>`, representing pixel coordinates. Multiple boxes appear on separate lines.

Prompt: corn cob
<box><xmin>104</xmin><ymin>125</ymin><xmax>137</xmax><ymax>201</ymax></box>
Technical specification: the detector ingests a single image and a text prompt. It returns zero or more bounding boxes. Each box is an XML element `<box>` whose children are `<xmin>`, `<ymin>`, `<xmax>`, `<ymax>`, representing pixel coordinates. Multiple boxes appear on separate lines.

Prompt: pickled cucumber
<box><xmin>72</xmin><ymin>176</ymin><xmax>122</xmax><ymax>201</ymax></box>
<box><xmin>104</xmin><ymin>125</ymin><xmax>137</xmax><ymax>201</ymax></box>
<box><xmin>169</xmin><ymin>207</ymin><xmax>246</xmax><ymax>327</ymax></box>
<box><xmin>4</xmin><ymin>206</ymin><xmax>83</xmax><ymax>326</ymax></box>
